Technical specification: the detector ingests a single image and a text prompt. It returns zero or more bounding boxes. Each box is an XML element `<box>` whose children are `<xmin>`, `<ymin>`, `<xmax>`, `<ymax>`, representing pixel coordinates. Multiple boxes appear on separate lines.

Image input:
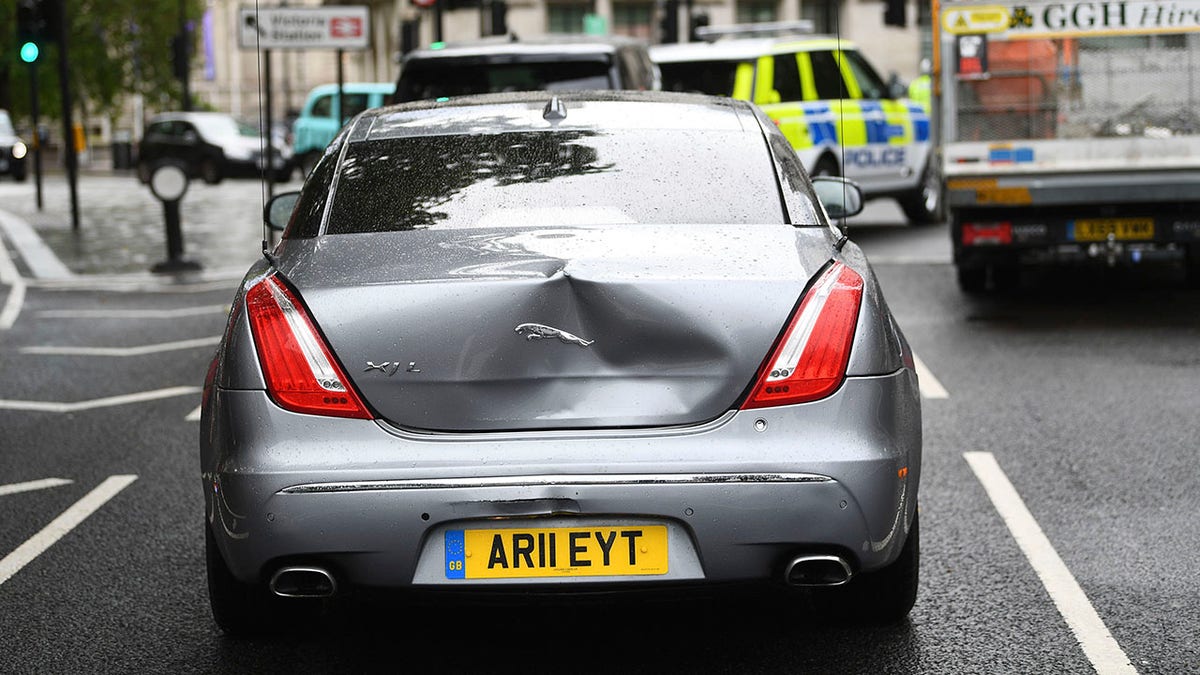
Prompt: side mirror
<box><xmin>811</xmin><ymin>176</ymin><xmax>864</xmax><ymax>221</ymax></box>
<box><xmin>182</xmin><ymin>130</ymin><xmax>199</xmax><ymax>144</ymax></box>
<box><xmin>264</xmin><ymin>191</ymin><xmax>301</xmax><ymax>232</ymax></box>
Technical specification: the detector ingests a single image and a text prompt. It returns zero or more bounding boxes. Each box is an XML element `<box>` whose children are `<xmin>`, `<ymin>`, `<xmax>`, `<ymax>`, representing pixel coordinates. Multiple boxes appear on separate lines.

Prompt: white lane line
<box><xmin>0</xmin><ymin>386</ymin><xmax>201</xmax><ymax>413</ymax></box>
<box><xmin>964</xmin><ymin>452</ymin><xmax>1137</xmax><ymax>675</ymax></box>
<box><xmin>0</xmin><ymin>475</ymin><xmax>137</xmax><ymax>587</ymax></box>
<box><xmin>37</xmin><ymin>305</ymin><xmax>229</xmax><ymax>319</ymax></box>
<box><xmin>0</xmin><ymin>209</ymin><xmax>73</xmax><ymax>280</ymax></box>
<box><xmin>0</xmin><ymin>230</ymin><xmax>27</xmax><ymax>330</ymax></box>
<box><xmin>0</xmin><ymin>277</ymin><xmax>25</xmax><ymax>330</ymax></box>
<box><xmin>0</xmin><ymin>478</ymin><xmax>73</xmax><ymax>497</ymax></box>
<box><xmin>185</xmin><ymin>404</ymin><xmax>202</xmax><ymax>422</ymax></box>
<box><xmin>913</xmin><ymin>353</ymin><xmax>949</xmax><ymax>400</ymax></box>
<box><xmin>19</xmin><ymin>335</ymin><xmax>221</xmax><ymax>357</ymax></box>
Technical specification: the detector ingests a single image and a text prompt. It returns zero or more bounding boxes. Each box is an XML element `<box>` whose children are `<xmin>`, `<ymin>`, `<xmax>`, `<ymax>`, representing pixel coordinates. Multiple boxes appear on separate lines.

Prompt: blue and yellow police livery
<box><xmin>653</xmin><ymin>31</ymin><xmax>939</xmax><ymax>225</ymax></box>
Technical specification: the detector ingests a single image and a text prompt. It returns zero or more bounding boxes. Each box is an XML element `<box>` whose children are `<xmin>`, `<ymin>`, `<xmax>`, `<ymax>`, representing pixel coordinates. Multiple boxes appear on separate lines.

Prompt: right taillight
<box><xmin>742</xmin><ymin>262</ymin><xmax>863</xmax><ymax>408</ymax></box>
<box><xmin>244</xmin><ymin>274</ymin><xmax>372</xmax><ymax>419</ymax></box>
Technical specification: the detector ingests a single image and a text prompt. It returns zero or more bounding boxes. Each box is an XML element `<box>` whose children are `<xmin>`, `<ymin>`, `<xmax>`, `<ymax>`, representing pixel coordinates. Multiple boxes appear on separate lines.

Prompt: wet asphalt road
<box><xmin>0</xmin><ymin>176</ymin><xmax>1197</xmax><ymax>673</ymax></box>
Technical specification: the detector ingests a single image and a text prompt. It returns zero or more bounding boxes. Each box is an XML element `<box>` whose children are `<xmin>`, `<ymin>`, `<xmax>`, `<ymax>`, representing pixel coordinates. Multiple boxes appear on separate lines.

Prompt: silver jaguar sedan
<box><xmin>201</xmin><ymin>91</ymin><xmax>921</xmax><ymax>635</ymax></box>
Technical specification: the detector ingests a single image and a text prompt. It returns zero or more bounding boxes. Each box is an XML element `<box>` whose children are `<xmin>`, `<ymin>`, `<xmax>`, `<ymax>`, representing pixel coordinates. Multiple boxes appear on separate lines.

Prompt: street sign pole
<box><xmin>28</xmin><ymin>60</ymin><xmax>43</xmax><ymax>211</ymax></box>
<box><xmin>336</xmin><ymin>49</ymin><xmax>345</xmax><ymax>125</ymax></box>
<box><xmin>55</xmin><ymin>0</ymin><xmax>80</xmax><ymax>232</ymax></box>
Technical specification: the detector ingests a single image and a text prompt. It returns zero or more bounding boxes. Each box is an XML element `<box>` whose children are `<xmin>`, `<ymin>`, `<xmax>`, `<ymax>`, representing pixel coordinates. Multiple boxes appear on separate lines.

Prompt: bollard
<box><xmin>147</xmin><ymin>160</ymin><xmax>202</xmax><ymax>273</ymax></box>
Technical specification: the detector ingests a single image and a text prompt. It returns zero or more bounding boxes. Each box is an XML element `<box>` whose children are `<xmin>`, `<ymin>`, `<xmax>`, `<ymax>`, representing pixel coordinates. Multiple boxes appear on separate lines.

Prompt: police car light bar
<box><xmin>695</xmin><ymin>20</ymin><xmax>815</xmax><ymax>42</ymax></box>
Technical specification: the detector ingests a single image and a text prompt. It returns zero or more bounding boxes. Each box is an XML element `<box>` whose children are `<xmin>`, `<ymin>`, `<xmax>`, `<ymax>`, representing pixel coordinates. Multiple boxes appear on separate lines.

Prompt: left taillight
<box><xmin>244</xmin><ymin>274</ymin><xmax>372</xmax><ymax>419</ymax></box>
<box><xmin>742</xmin><ymin>262</ymin><xmax>864</xmax><ymax>409</ymax></box>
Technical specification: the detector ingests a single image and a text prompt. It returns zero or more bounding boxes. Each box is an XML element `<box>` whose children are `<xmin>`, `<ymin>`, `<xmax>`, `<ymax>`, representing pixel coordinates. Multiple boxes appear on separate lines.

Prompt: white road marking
<box><xmin>0</xmin><ymin>276</ymin><xmax>25</xmax><ymax>331</ymax></box>
<box><xmin>0</xmin><ymin>475</ymin><xmax>137</xmax><ymax>587</ymax></box>
<box><xmin>964</xmin><ymin>452</ymin><xmax>1138</xmax><ymax>675</ymax></box>
<box><xmin>19</xmin><ymin>335</ymin><xmax>221</xmax><ymax>357</ymax></box>
<box><xmin>0</xmin><ymin>209</ymin><xmax>73</xmax><ymax>280</ymax></box>
<box><xmin>0</xmin><ymin>478</ymin><xmax>73</xmax><ymax>497</ymax></box>
<box><xmin>0</xmin><ymin>386</ymin><xmax>201</xmax><ymax>413</ymax></box>
<box><xmin>186</xmin><ymin>404</ymin><xmax>202</xmax><ymax>422</ymax></box>
<box><xmin>37</xmin><ymin>305</ymin><xmax>229</xmax><ymax>319</ymax></box>
<box><xmin>913</xmin><ymin>353</ymin><xmax>949</xmax><ymax>399</ymax></box>
<box><xmin>0</xmin><ymin>231</ymin><xmax>27</xmax><ymax>330</ymax></box>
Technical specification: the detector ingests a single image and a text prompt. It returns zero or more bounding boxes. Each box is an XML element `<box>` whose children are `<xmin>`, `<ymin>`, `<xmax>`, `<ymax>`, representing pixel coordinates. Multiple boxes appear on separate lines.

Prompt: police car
<box><xmin>652</xmin><ymin>22</ymin><xmax>940</xmax><ymax>224</ymax></box>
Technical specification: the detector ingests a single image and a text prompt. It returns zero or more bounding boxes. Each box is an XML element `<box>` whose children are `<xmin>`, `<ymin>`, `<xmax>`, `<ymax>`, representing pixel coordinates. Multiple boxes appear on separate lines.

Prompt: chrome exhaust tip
<box><xmin>269</xmin><ymin>566</ymin><xmax>337</xmax><ymax>598</ymax></box>
<box><xmin>783</xmin><ymin>555</ymin><xmax>853</xmax><ymax>587</ymax></box>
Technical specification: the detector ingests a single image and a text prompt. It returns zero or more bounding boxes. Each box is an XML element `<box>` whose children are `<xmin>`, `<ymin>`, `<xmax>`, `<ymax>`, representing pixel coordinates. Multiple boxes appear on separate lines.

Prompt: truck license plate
<box><xmin>1070</xmin><ymin>218</ymin><xmax>1154</xmax><ymax>242</ymax></box>
<box><xmin>444</xmin><ymin>525</ymin><xmax>669</xmax><ymax>579</ymax></box>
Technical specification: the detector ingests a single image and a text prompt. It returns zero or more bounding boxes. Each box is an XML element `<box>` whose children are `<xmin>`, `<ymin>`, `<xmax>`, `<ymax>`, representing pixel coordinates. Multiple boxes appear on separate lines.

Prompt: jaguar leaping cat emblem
<box><xmin>515</xmin><ymin>323</ymin><xmax>594</xmax><ymax>347</ymax></box>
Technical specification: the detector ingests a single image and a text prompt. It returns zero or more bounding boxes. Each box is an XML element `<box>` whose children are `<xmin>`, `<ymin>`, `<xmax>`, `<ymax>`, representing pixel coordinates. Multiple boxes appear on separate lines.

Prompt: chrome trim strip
<box><xmin>280</xmin><ymin>472</ymin><xmax>834</xmax><ymax>495</ymax></box>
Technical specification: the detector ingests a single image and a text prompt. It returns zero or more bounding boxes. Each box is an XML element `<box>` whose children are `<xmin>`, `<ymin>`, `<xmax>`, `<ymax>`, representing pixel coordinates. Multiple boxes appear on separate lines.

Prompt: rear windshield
<box><xmin>659</xmin><ymin>60</ymin><xmax>742</xmax><ymax>96</ymax></box>
<box><xmin>326</xmin><ymin>130</ymin><xmax>786</xmax><ymax>233</ymax></box>
<box><xmin>396</xmin><ymin>59</ymin><xmax>614</xmax><ymax>102</ymax></box>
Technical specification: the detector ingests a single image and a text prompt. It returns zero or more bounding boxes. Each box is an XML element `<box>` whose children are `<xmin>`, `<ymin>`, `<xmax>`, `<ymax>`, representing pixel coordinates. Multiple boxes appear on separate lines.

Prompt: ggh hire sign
<box><xmin>1001</xmin><ymin>0</ymin><xmax>1200</xmax><ymax>36</ymax></box>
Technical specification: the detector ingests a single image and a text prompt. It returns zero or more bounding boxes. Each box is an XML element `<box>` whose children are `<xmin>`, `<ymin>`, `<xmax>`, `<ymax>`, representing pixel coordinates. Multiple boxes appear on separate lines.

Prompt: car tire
<box><xmin>206</xmin><ymin>524</ymin><xmax>281</xmax><ymax>636</ymax></box>
<box><xmin>899</xmin><ymin>160</ymin><xmax>942</xmax><ymax>225</ymax></box>
<box><xmin>12</xmin><ymin>164</ymin><xmax>27</xmax><ymax>182</ymax></box>
<box><xmin>811</xmin><ymin>510</ymin><xmax>920</xmax><ymax>624</ymax></box>
<box><xmin>200</xmin><ymin>160</ymin><xmax>222</xmax><ymax>185</ymax></box>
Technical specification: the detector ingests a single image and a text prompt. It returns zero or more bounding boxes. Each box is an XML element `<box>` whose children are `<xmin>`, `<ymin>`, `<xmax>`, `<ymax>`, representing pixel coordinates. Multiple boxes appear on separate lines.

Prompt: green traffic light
<box><xmin>20</xmin><ymin>41</ymin><xmax>39</xmax><ymax>63</ymax></box>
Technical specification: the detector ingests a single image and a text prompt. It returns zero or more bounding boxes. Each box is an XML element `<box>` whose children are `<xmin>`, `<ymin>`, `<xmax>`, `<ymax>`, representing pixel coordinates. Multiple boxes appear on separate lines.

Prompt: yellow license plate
<box><xmin>1071</xmin><ymin>218</ymin><xmax>1154</xmax><ymax>241</ymax></box>
<box><xmin>444</xmin><ymin>525</ymin><xmax>669</xmax><ymax>579</ymax></box>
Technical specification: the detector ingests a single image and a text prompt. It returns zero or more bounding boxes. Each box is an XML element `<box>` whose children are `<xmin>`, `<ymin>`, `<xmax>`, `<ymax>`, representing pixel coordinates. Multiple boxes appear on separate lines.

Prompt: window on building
<box><xmin>736</xmin><ymin>0</ymin><xmax>777</xmax><ymax>23</ymax></box>
<box><xmin>548</xmin><ymin>2</ymin><xmax>591</xmax><ymax>33</ymax></box>
<box><xmin>801</xmin><ymin>0</ymin><xmax>839</xmax><ymax>34</ymax></box>
<box><xmin>613</xmin><ymin>2</ymin><xmax>654</xmax><ymax>40</ymax></box>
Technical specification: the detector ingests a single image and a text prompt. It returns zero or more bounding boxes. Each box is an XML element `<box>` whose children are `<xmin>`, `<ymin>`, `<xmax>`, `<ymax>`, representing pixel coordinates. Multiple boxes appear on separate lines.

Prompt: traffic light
<box><xmin>16</xmin><ymin>0</ymin><xmax>61</xmax><ymax>61</ymax></box>
<box><xmin>17</xmin><ymin>0</ymin><xmax>44</xmax><ymax>61</ymax></box>
<box><xmin>20</xmin><ymin>41</ymin><xmax>40</xmax><ymax>63</ymax></box>
<box><xmin>883</xmin><ymin>0</ymin><xmax>907</xmax><ymax>27</ymax></box>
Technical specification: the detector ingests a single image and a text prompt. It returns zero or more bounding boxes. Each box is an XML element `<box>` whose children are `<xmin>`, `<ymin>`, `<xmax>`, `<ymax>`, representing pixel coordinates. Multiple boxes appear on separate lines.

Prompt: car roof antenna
<box><xmin>543</xmin><ymin>96</ymin><xmax>568</xmax><ymax>122</ymax></box>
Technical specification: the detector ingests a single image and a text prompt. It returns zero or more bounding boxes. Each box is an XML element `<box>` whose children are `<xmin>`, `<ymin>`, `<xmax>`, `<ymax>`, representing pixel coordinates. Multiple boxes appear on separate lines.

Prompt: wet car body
<box><xmin>201</xmin><ymin>91</ymin><xmax>921</xmax><ymax>633</ymax></box>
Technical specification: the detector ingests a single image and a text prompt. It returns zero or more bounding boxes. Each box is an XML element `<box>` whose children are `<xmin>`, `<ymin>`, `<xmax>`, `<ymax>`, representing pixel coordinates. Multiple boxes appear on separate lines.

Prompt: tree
<box><xmin>1</xmin><ymin>0</ymin><xmax>204</xmax><ymax>124</ymax></box>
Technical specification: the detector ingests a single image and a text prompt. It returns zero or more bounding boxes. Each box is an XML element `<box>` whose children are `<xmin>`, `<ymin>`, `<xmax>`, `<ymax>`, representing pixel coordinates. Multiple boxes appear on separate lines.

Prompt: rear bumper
<box><xmin>202</xmin><ymin>369</ymin><xmax>921</xmax><ymax>590</ymax></box>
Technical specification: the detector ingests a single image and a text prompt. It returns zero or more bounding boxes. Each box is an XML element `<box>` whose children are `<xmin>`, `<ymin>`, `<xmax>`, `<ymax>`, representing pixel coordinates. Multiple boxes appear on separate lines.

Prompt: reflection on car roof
<box><xmin>358</xmin><ymin>91</ymin><xmax>756</xmax><ymax>140</ymax></box>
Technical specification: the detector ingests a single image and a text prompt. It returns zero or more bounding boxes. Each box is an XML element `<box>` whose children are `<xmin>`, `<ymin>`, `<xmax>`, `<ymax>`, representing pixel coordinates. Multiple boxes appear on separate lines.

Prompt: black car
<box><xmin>0</xmin><ymin>110</ymin><xmax>29</xmax><ymax>182</ymax></box>
<box><xmin>393</xmin><ymin>35</ymin><xmax>661</xmax><ymax>103</ymax></box>
<box><xmin>137</xmin><ymin>112</ymin><xmax>292</xmax><ymax>184</ymax></box>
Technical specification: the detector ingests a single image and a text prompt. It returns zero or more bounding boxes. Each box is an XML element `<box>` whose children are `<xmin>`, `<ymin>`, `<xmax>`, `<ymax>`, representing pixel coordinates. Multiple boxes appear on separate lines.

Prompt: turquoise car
<box><xmin>292</xmin><ymin>82</ymin><xmax>395</xmax><ymax>175</ymax></box>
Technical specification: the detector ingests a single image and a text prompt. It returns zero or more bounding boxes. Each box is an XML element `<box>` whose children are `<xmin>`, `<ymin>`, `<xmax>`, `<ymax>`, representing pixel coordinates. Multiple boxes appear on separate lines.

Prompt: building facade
<box><xmin>93</xmin><ymin>0</ymin><xmax>926</xmax><ymax>150</ymax></box>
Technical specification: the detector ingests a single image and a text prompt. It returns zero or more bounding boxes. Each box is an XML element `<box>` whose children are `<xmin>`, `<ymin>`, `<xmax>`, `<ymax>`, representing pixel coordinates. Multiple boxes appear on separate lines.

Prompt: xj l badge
<box><xmin>515</xmin><ymin>323</ymin><xmax>594</xmax><ymax>347</ymax></box>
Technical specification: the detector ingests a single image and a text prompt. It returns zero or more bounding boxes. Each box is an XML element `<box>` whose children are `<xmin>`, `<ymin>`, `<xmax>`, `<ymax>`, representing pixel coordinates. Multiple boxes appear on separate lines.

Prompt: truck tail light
<box><xmin>963</xmin><ymin>222</ymin><xmax>1013</xmax><ymax>246</ymax></box>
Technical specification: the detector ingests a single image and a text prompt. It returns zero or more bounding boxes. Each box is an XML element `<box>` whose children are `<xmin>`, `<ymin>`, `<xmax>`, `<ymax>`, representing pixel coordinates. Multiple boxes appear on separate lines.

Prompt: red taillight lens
<box><xmin>742</xmin><ymin>262</ymin><xmax>863</xmax><ymax>409</ymax></box>
<box><xmin>245</xmin><ymin>275</ymin><xmax>372</xmax><ymax>419</ymax></box>
<box><xmin>962</xmin><ymin>222</ymin><xmax>1012</xmax><ymax>246</ymax></box>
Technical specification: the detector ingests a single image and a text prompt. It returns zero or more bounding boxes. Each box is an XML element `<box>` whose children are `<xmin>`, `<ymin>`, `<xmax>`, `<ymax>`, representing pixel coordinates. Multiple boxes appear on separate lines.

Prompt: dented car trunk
<box><xmin>277</xmin><ymin>226</ymin><xmax>831</xmax><ymax>431</ymax></box>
